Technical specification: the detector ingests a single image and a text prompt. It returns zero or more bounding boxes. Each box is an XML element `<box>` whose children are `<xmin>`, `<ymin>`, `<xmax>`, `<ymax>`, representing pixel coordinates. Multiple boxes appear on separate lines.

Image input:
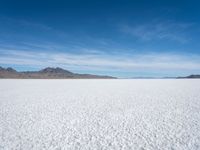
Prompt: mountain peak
<box><xmin>0</xmin><ymin>67</ymin><xmax>17</xmax><ymax>72</ymax></box>
<box><xmin>6</xmin><ymin>67</ymin><xmax>17</xmax><ymax>72</ymax></box>
<box><xmin>39</xmin><ymin>67</ymin><xmax>73</xmax><ymax>74</ymax></box>
<box><xmin>0</xmin><ymin>66</ymin><xmax>5</xmax><ymax>71</ymax></box>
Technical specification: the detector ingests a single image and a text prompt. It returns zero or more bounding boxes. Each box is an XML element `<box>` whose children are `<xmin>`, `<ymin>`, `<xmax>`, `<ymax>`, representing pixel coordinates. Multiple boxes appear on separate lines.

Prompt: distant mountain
<box><xmin>0</xmin><ymin>67</ymin><xmax>17</xmax><ymax>72</ymax></box>
<box><xmin>39</xmin><ymin>67</ymin><xmax>74</xmax><ymax>74</ymax></box>
<box><xmin>0</xmin><ymin>66</ymin><xmax>116</xmax><ymax>79</ymax></box>
<box><xmin>177</xmin><ymin>74</ymin><xmax>200</xmax><ymax>79</ymax></box>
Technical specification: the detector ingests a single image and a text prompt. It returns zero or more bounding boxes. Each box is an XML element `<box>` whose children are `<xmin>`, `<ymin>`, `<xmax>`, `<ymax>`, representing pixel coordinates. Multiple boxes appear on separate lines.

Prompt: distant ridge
<box><xmin>39</xmin><ymin>67</ymin><xmax>74</xmax><ymax>74</ymax></box>
<box><xmin>177</xmin><ymin>74</ymin><xmax>200</xmax><ymax>79</ymax></box>
<box><xmin>0</xmin><ymin>66</ymin><xmax>116</xmax><ymax>79</ymax></box>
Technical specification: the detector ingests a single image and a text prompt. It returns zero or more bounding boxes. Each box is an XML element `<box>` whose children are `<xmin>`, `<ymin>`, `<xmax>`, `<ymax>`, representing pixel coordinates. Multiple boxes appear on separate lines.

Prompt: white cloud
<box><xmin>121</xmin><ymin>21</ymin><xmax>193</xmax><ymax>43</ymax></box>
<box><xmin>0</xmin><ymin>49</ymin><xmax>200</xmax><ymax>74</ymax></box>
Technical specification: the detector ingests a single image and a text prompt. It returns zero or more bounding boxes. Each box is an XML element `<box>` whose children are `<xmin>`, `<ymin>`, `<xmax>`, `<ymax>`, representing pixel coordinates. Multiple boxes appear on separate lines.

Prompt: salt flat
<box><xmin>0</xmin><ymin>79</ymin><xmax>200</xmax><ymax>150</ymax></box>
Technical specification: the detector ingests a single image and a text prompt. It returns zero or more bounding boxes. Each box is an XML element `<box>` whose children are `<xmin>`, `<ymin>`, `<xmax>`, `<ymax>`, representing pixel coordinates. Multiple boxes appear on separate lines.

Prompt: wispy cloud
<box><xmin>0</xmin><ymin>49</ymin><xmax>200</xmax><ymax>76</ymax></box>
<box><xmin>121</xmin><ymin>21</ymin><xmax>193</xmax><ymax>43</ymax></box>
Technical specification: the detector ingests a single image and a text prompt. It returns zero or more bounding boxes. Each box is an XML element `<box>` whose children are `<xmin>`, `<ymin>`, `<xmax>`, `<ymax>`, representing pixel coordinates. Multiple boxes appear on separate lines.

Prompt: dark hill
<box><xmin>39</xmin><ymin>67</ymin><xmax>73</xmax><ymax>74</ymax></box>
<box><xmin>177</xmin><ymin>74</ymin><xmax>200</xmax><ymax>79</ymax></box>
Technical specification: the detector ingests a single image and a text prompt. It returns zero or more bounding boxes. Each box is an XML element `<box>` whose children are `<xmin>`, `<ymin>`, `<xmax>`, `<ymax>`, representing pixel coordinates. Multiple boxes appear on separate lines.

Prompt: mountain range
<box><xmin>0</xmin><ymin>67</ymin><xmax>116</xmax><ymax>79</ymax></box>
<box><xmin>0</xmin><ymin>66</ymin><xmax>200</xmax><ymax>79</ymax></box>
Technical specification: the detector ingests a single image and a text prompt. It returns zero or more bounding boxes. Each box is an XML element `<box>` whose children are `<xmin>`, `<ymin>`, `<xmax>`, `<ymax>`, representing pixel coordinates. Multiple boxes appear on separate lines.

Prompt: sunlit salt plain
<box><xmin>0</xmin><ymin>79</ymin><xmax>200</xmax><ymax>150</ymax></box>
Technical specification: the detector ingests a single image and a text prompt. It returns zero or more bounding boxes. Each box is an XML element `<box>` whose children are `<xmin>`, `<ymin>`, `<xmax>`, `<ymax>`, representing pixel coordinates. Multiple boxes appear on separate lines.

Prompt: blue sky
<box><xmin>0</xmin><ymin>0</ymin><xmax>200</xmax><ymax>77</ymax></box>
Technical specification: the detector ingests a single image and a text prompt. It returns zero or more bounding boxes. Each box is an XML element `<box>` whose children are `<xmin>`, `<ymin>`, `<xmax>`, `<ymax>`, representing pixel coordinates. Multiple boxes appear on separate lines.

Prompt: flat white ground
<box><xmin>0</xmin><ymin>79</ymin><xmax>200</xmax><ymax>150</ymax></box>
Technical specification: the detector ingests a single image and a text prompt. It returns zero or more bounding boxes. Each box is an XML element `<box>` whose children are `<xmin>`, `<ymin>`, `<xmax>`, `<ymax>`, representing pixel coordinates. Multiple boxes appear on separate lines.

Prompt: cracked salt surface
<box><xmin>0</xmin><ymin>79</ymin><xmax>200</xmax><ymax>150</ymax></box>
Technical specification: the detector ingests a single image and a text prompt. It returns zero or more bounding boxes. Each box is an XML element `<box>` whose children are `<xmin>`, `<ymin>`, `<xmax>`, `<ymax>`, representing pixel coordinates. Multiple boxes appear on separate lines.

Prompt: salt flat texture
<box><xmin>0</xmin><ymin>79</ymin><xmax>200</xmax><ymax>150</ymax></box>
